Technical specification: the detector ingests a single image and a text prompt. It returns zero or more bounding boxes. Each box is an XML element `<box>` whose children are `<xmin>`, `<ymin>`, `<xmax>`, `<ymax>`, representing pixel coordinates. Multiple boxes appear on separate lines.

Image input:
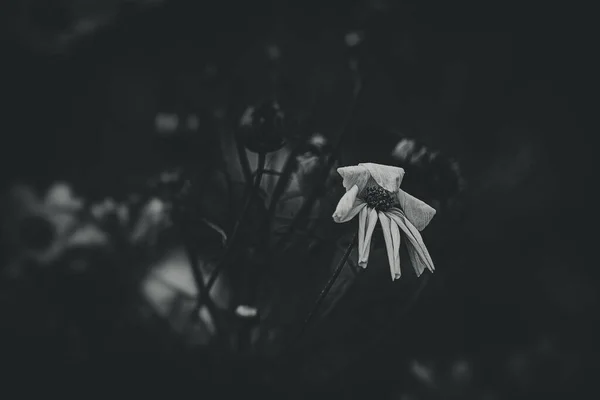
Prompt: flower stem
<box><xmin>235</xmin><ymin>135</ymin><xmax>253</xmax><ymax>184</ymax></box>
<box><xmin>272</xmin><ymin>77</ymin><xmax>366</xmax><ymax>251</ymax></box>
<box><xmin>236</xmin><ymin>152</ymin><xmax>266</xmax><ymax>353</ymax></box>
<box><xmin>265</xmin><ymin>146</ymin><xmax>301</xmax><ymax>218</ymax></box>
<box><xmin>184</xmin><ymin>245</ymin><xmax>224</xmax><ymax>339</ymax></box>
<box><xmin>296</xmin><ymin>232</ymin><xmax>357</xmax><ymax>341</ymax></box>
<box><xmin>199</xmin><ymin>152</ymin><xmax>266</xmax><ymax>303</ymax></box>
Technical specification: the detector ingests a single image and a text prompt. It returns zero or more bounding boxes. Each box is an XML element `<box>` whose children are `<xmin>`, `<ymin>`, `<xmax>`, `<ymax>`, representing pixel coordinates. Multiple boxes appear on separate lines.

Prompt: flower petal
<box><xmin>332</xmin><ymin>185</ymin><xmax>366</xmax><ymax>223</ymax></box>
<box><xmin>387</xmin><ymin>208</ymin><xmax>435</xmax><ymax>274</ymax></box>
<box><xmin>390</xmin><ymin>216</ymin><xmax>401</xmax><ymax>279</ymax></box>
<box><xmin>378</xmin><ymin>212</ymin><xmax>401</xmax><ymax>281</ymax></box>
<box><xmin>358</xmin><ymin>207</ymin><xmax>378</xmax><ymax>268</ymax></box>
<box><xmin>396</xmin><ymin>189</ymin><xmax>436</xmax><ymax>231</ymax></box>
<box><xmin>359</xmin><ymin>163</ymin><xmax>405</xmax><ymax>193</ymax></box>
<box><xmin>337</xmin><ymin>165</ymin><xmax>370</xmax><ymax>192</ymax></box>
<box><xmin>357</xmin><ymin>207</ymin><xmax>367</xmax><ymax>262</ymax></box>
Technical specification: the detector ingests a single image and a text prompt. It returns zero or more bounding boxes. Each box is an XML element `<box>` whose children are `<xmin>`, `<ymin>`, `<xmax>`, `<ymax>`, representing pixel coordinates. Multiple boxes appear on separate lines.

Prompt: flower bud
<box><xmin>237</xmin><ymin>101</ymin><xmax>286</xmax><ymax>153</ymax></box>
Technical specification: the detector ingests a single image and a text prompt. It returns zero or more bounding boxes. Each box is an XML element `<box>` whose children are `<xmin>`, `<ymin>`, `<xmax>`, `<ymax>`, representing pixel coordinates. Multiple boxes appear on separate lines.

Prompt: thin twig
<box><xmin>295</xmin><ymin>232</ymin><xmax>357</xmax><ymax>341</ymax></box>
<box><xmin>252</xmin><ymin>169</ymin><xmax>282</xmax><ymax>177</ymax></box>
<box><xmin>184</xmin><ymin>245</ymin><xmax>224</xmax><ymax>337</ymax></box>
<box><xmin>272</xmin><ymin>78</ymin><xmax>365</xmax><ymax>251</ymax></box>
<box><xmin>265</xmin><ymin>146</ymin><xmax>302</xmax><ymax>219</ymax></box>
<box><xmin>235</xmin><ymin>135</ymin><xmax>253</xmax><ymax>184</ymax></box>
<box><xmin>199</xmin><ymin>152</ymin><xmax>266</xmax><ymax>299</ymax></box>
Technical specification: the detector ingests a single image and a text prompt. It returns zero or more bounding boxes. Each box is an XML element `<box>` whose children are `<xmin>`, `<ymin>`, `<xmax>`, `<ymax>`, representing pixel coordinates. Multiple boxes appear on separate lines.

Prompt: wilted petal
<box><xmin>358</xmin><ymin>207</ymin><xmax>378</xmax><ymax>268</ymax></box>
<box><xmin>332</xmin><ymin>185</ymin><xmax>366</xmax><ymax>223</ymax></box>
<box><xmin>387</xmin><ymin>209</ymin><xmax>434</xmax><ymax>274</ymax></box>
<box><xmin>360</xmin><ymin>163</ymin><xmax>405</xmax><ymax>193</ymax></box>
<box><xmin>390</xmin><ymin>216</ymin><xmax>401</xmax><ymax>279</ymax></box>
<box><xmin>337</xmin><ymin>165</ymin><xmax>370</xmax><ymax>192</ymax></box>
<box><xmin>358</xmin><ymin>207</ymin><xmax>367</xmax><ymax>263</ymax></box>
<box><xmin>396</xmin><ymin>189</ymin><xmax>436</xmax><ymax>231</ymax></box>
<box><xmin>378</xmin><ymin>212</ymin><xmax>400</xmax><ymax>281</ymax></box>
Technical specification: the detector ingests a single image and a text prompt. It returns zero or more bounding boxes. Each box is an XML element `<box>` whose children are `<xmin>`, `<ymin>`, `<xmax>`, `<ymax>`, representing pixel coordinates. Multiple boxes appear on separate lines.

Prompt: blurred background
<box><xmin>0</xmin><ymin>0</ymin><xmax>596</xmax><ymax>398</ymax></box>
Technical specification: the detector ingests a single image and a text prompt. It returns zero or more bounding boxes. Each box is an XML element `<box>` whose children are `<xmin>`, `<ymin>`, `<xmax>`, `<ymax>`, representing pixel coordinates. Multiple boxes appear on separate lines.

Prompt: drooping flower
<box><xmin>332</xmin><ymin>163</ymin><xmax>436</xmax><ymax>280</ymax></box>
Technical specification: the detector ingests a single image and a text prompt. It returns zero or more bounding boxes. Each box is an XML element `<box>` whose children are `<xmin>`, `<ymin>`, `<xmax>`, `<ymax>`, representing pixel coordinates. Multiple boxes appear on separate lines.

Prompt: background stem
<box><xmin>295</xmin><ymin>232</ymin><xmax>357</xmax><ymax>342</ymax></box>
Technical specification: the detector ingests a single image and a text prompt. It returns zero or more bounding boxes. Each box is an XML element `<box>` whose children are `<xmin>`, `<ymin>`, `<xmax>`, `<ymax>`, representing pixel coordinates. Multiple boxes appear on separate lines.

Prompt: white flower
<box><xmin>2</xmin><ymin>182</ymin><xmax>107</xmax><ymax>266</ymax></box>
<box><xmin>332</xmin><ymin>163</ymin><xmax>436</xmax><ymax>280</ymax></box>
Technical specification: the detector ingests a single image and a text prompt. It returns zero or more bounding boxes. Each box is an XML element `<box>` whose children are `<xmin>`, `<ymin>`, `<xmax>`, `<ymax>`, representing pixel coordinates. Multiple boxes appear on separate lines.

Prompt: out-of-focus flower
<box><xmin>451</xmin><ymin>358</ymin><xmax>473</xmax><ymax>384</ymax></box>
<box><xmin>345</xmin><ymin>31</ymin><xmax>364</xmax><ymax>47</ymax></box>
<box><xmin>1</xmin><ymin>182</ymin><xmax>107</xmax><ymax>266</ymax></box>
<box><xmin>393</xmin><ymin>138</ymin><xmax>435</xmax><ymax>166</ymax></box>
<box><xmin>392</xmin><ymin>138</ymin><xmax>417</xmax><ymax>161</ymax></box>
<box><xmin>391</xmin><ymin>137</ymin><xmax>466</xmax><ymax>212</ymax></box>
<box><xmin>90</xmin><ymin>197</ymin><xmax>129</xmax><ymax>228</ymax></box>
<box><xmin>235</xmin><ymin>304</ymin><xmax>259</xmax><ymax>319</ymax></box>
<box><xmin>295</xmin><ymin>133</ymin><xmax>336</xmax><ymax>195</ymax></box>
<box><xmin>45</xmin><ymin>182</ymin><xmax>84</xmax><ymax>211</ymax></box>
<box><xmin>409</xmin><ymin>359</ymin><xmax>436</xmax><ymax>386</ymax></box>
<box><xmin>265</xmin><ymin>44</ymin><xmax>281</xmax><ymax>61</ymax></box>
<box><xmin>332</xmin><ymin>163</ymin><xmax>435</xmax><ymax>280</ymax></box>
<box><xmin>186</xmin><ymin>114</ymin><xmax>200</xmax><ymax>131</ymax></box>
<box><xmin>129</xmin><ymin>197</ymin><xmax>171</xmax><ymax>245</ymax></box>
<box><xmin>155</xmin><ymin>112</ymin><xmax>179</xmax><ymax>135</ymax></box>
<box><xmin>237</xmin><ymin>101</ymin><xmax>286</xmax><ymax>153</ymax></box>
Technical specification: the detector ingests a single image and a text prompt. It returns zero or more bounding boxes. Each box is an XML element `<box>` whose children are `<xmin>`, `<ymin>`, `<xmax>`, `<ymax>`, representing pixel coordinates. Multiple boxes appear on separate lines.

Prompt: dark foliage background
<box><xmin>0</xmin><ymin>0</ymin><xmax>596</xmax><ymax>398</ymax></box>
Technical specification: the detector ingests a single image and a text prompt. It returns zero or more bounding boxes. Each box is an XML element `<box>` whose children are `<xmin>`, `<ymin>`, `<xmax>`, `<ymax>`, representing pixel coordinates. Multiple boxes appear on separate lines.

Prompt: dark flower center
<box><xmin>364</xmin><ymin>186</ymin><xmax>395</xmax><ymax>211</ymax></box>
